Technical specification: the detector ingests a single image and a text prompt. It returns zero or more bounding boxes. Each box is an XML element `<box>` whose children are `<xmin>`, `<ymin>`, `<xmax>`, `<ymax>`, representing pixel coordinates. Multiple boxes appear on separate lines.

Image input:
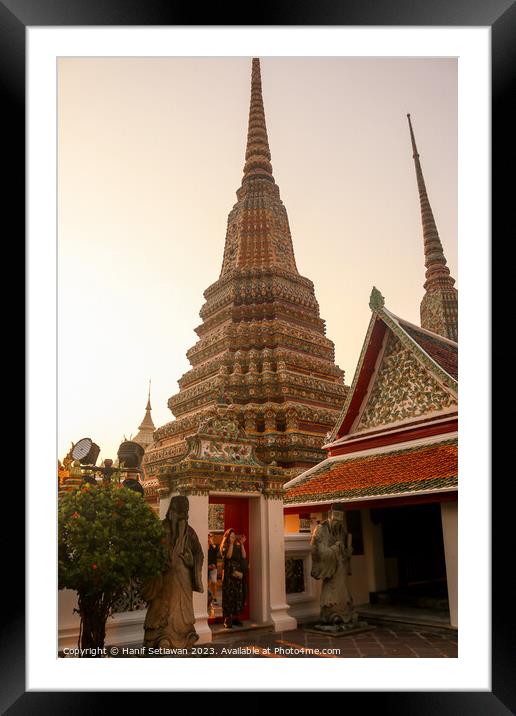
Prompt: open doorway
<box><xmin>207</xmin><ymin>496</ymin><xmax>250</xmax><ymax>625</ymax></box>
<box><xmin>371</xmin><ymin>503</ymin><xmax>449</xmax><ymax>612</ymax></box>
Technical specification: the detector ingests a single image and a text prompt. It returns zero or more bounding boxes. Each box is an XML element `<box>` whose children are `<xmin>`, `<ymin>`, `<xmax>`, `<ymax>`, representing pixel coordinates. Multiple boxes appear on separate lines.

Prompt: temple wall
<box><xmin>441</xmin><ymin>501</ymin><xmax>458</xmax><ymax>628</ymax></box>
<box><xmin>58</xmin><ymin>588</ymin><xmax>147</xmax><ymax>651</ymax></box>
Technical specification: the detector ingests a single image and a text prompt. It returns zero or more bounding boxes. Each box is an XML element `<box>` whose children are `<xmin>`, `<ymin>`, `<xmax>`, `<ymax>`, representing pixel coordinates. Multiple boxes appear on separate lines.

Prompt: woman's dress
<box><xmin>221</xmin><ymin>543</ymin><xmax>245</xmax><ymax>618</ymax></box>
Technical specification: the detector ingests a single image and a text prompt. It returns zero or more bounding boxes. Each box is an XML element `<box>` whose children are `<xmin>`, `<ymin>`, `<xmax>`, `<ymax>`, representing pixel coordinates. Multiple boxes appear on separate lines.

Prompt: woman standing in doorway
<box><xmin>219</xmin><ymin>527</ymin><xmax>247</xmax><ymax>628</ymax></box>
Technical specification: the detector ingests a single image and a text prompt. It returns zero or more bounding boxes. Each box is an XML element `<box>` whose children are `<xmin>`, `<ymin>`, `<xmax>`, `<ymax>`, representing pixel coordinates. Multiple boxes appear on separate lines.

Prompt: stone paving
<box><xmin>200</xmin><ymin>621</ymin><xmax>457</xmax><ymax>658</ymax></box>
<box><xmin>60</xmin><ymin>619</ymin><xmax>457</xmax><ymax>658</ymax></box>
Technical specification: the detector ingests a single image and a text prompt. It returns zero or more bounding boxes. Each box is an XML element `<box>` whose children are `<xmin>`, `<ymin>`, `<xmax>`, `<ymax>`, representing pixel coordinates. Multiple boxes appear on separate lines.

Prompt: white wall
<box><xmin>58</xmin><ymin>586</ymin><xmax>147</xmax><ymax>651</ymax></box>
<box><xmin>248</xmin><ymin>495</ymin><xmax>269</xmax><ymax>623</ymax></box>
<box><xmin>186</xmin><ymin>493</ymin><xmax>212</xmax><ymax>643</ymax></box>
<box><xmin>441</xmin><ymin>501</ymin><xmax>458</xmax><ymax>628</ymax></box>
<box><xmin>361</xmin><ymin>508</ymin><xmax>387</xmax><ymax>595</ymax></box>
<box><xmin>284</xmin><ymin>533</ymin><xmax>320</xmax><ymax>623</ymax></box>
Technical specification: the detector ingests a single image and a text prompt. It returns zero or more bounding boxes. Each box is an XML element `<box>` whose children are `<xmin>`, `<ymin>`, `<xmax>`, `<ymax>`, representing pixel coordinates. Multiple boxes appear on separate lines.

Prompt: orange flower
<box><xmin>92</xmin><ymin>564</ymin><xmax>97</xmax><ymax>570</ymax></box>
<box><xmin>71</xmin><ymin>512</ymin><xmax>79</xmax><ymax>519</ymax></box>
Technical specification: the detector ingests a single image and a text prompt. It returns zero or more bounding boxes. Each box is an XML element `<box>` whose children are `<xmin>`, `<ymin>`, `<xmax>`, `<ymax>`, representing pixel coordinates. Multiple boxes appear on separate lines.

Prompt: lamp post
<box><xmin>59</xmin><ymin>437</ymin><xmax>146</xmax><ymax>497</ymax></box>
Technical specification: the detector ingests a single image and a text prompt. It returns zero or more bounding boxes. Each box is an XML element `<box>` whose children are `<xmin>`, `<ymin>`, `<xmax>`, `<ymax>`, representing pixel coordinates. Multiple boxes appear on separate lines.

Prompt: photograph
<box><xmin>1</xmin><ymin>0</ymin><xmax>506</xmax><ymax>703</ymax></box>
<box><xmin>57</xmin><ymin>55</ymin><xmax>459</xmax><ymax>661</ymax></box>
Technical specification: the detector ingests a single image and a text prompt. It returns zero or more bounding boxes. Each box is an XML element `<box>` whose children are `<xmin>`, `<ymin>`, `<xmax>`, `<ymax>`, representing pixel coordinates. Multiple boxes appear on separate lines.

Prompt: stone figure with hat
<box><xmin>310</xmin><ymin>504</ymin><xmax>366</xmax><ymax>633</ymax></box>
<box><xmin>141</xmin><ymin>495</ymin><xmax>204</xmax><ymax>651</ymax></box>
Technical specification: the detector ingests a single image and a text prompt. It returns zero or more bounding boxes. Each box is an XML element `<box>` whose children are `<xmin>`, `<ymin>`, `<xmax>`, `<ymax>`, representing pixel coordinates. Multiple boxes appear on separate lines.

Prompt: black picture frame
<box><xmin>9</xmin><ymin>0</ymin><xmax>513</xmax><ymax>711</ymax></box>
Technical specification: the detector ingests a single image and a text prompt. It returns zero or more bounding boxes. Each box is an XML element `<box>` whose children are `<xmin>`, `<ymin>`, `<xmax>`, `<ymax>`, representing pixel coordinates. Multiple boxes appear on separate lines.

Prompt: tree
<box><xmin>58</xmin><ymin>482</ymin><xmax>167</xmax><ymax>653</ymax></box>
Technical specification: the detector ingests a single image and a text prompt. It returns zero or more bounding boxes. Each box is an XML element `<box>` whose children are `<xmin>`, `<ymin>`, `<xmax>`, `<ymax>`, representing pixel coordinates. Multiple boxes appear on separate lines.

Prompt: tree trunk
<box><xmin>78</xmin><ymin>591</ymin><xmax>111</xmax><ymax>654</ymax></box>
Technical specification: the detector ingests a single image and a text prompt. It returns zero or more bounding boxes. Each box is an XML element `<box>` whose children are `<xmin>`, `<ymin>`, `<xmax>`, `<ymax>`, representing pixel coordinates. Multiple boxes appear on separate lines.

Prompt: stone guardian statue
<box><xmin>310</xmin><ymin>504</ymin><xmax>361</xmax><ymax>632</ymax></box>
<box><xmin>141</xmin><ymin>495</ymin><xmax>204</xmax><ymax>651</ymax></box>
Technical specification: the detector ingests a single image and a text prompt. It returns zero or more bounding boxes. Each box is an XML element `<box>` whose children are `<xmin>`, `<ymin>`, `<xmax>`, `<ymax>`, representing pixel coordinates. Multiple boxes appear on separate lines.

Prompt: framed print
<box><xmin>7</xmin><ymin>0</ymin><xmax>513</xmax><ymax>710</ymax></box>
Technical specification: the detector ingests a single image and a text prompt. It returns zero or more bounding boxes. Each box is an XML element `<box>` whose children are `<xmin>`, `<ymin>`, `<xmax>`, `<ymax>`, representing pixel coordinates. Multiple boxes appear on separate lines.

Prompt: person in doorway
<box><xmin>219</xmin><ymin>527</ymin><xmax>247</xmax><ymax>628</ymax></box>
<box><xmin>207</xmin><ymin>533</ymin><xmax>219</xmax><ymax>606</ymax></box>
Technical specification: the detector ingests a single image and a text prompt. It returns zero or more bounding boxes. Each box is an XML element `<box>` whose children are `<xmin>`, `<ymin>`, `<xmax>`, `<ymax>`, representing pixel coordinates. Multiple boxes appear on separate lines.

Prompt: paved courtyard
<box><xmin>60</xmin><ymin>618</ymin><xmax>457</xmax><ymax>659</ymax></box>
<box><xmin>203</xmin><ymin>621</ymin><xmax>457</xmax><ymax>658</ymax></box>
<box><xmin>94</xmin><ymin>620</ymin><xmax>457</xmax><ymax>659</ymax></box>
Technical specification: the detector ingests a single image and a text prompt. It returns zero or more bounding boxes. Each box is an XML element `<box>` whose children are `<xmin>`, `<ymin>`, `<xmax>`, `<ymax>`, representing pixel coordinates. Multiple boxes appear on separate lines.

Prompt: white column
<box><xmin>248</xmin><ymin>495</ymin><xmax>269</xmax><ymax>623</ymax></box>
<box><xmin>361</xmin><ymin>509</ymin><xmax>386</xmax><ymax>596</ymax></box>
<box><xmin>159</xmin><ymin>491</ymin><xmax>177</xmax><ymax>519</ymax></box>
<box><xmin>441</xmin><ymin>501</ymin><xmax>458</xmax><ymax>628</ymax></box>
<box><xmin>266</xmin><ymin>497</ymin><xmax>297</xmax><ymax>632</ymax></box>
<box><xmin>186</xmin><ymin>492</ymin><xmax>212</xmax><ymax>644</ymax></box>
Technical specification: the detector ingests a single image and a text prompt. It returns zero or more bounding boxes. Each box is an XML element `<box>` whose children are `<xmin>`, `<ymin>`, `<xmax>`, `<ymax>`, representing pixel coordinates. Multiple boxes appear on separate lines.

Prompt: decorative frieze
<box><xmin>356</xmin><ymin>332</ymin><xmax>456</xmax><ymax>431</ymax></box>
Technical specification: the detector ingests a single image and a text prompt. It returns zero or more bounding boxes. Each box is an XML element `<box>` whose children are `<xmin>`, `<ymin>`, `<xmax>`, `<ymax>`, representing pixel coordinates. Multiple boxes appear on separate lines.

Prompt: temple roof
<box><xmin>396</xmin><ymin>318</ymin><xmax>458</xmax><ymax>380</ymax></box>
<box><xmin>284</xmin><ymin>438</ymin><xmax>457</xmax><ymax>505</ymax></box>
<box><xmin>327</xmin><ymin>288</ymin><xmax>458</xmax><ymax>444</ymax></box>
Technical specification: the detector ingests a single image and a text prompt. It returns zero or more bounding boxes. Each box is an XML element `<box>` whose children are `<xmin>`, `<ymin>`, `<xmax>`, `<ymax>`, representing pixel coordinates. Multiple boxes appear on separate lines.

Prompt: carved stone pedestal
<box><xmin>304</xmin><ymin>621</ymin><xmax>374</xmax><ymax>637</ymax></box>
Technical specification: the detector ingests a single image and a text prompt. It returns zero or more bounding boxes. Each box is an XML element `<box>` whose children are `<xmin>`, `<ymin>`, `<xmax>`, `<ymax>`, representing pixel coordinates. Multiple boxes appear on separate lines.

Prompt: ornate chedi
<box><xmin>408</xmin><ymin>114</ymin><xmax>458</xmax><ymax>342</ymax></box>
<box><xmin>143</xmin><ymin>58</ymin><xmax>347</xmax><ymax>491</ymax></box>
<box><xmin>132</xmin><ymin>382</ymin><xmax>155</xmax><ymax>452</ymax></box>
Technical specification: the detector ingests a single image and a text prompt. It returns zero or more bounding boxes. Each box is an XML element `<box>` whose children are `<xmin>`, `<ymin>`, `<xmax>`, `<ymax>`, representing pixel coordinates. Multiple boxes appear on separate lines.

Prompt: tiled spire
<box><xmin>220</xmin><ymin>58</ymin><xmax>298</xmax><ymax>276</ymax></box>
<box><xmin>134</xmin><ymin>381</ymin><xmax>155</xmax><ymax>450</ymax></box>
<box><xmin>407</xmin><ymin>114</ymin><xmax>458</xmax><ymax>341</ymax></box>
<box><xmin>407</xmin><ymin>114</ymin><xmax>455</xmax><ymax>293</ymax></box>
<box><xmin>139</xmin><ymin>380</ymin><xmax>154</xmax><ymax>430</ymax></box>
<box><xmin>243</xmin><ymin>58</ymin><xmax>274</xmax><ymax>182</ymax></box>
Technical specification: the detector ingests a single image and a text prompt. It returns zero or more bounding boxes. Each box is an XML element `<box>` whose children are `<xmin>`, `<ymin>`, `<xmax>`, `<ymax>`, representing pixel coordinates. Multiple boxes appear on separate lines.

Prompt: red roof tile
<box><xmin>285</xmin><ymin>441</ymin><xmax>458</xmax><ymax>504</ymax></box>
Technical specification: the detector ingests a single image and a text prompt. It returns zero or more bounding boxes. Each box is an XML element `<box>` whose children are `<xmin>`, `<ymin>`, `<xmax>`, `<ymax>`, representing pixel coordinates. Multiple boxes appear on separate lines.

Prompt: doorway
<box><xmin>371</xmin><ymin>503</ymin><xmax>449</xmax><ymax>611</ymax></box>
<box><xmin>208</xmin><ymin>495</ymin><xmax>250</xmax><ymax>624</ymax></box>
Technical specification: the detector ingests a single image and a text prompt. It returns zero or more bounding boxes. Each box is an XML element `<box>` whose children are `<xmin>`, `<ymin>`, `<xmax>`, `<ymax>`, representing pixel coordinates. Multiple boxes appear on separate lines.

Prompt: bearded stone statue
<box><xmin>141</xmin><ymin>495</ymin><xmax>204</xmax><ymax>651</ymax></box>
<box><xmin>310</xmin><ymin>505</ymin><xmax>361</xmax><ymax>632</ymax></box>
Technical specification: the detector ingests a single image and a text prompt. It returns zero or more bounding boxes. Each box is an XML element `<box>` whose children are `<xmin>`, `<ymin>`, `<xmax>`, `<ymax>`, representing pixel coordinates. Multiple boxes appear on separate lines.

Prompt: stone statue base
<box><xmin>304</xmin><ymin>620</ymin><xmax>374</xmax><ymax>637</ymax></box>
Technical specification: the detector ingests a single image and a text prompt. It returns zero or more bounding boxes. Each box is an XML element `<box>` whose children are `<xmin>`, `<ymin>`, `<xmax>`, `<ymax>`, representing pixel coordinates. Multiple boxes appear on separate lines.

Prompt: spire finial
<box><xmin>407</xmin><ymin>113</ymin><xmax>454</xmax><ymax>293</ymax></box>
<box><xmin>137</xmin><ymin>380</ymin><xmax>155</xmax><ymax>435</ymax></box>
<box><xmin>369</xmin><ymin>286</ymin><xmax>385</xmax><ymax>311</ymax></box>
<box><xmin>407</xmin><ymin>113</ymin><xmax>419</xmax><ymax>158</ymax></box>
<box><xmin>219</xmin><ymin>57</ymin><xmax>299</xmax><ymax>277</ymax></box>
<box><xmin>242</xmin><ymin>57</ymin><xmax>274</xmax><ymax>182</ymax></box>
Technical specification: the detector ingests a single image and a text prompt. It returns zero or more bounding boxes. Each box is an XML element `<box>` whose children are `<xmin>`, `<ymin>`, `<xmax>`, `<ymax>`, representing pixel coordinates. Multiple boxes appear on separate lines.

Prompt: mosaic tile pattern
<box><xmin>357</xmin><ymin>332</ymin><xmax>456</xmax><ymax>431</ymax></box>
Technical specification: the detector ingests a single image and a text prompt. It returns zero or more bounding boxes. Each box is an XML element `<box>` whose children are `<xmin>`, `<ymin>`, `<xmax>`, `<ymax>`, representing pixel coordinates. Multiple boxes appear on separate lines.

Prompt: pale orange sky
<box><xmin>58</xmin><ymin>57</ymin><xmax>457</xmax><ymax>463</ymax></box>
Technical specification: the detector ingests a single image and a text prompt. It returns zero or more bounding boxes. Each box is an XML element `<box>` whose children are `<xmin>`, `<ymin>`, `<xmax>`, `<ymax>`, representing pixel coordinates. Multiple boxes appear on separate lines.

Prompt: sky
<box><xmin>58</xmin><ymin>57</ymin><xmax>457</xmax><ymax>464</ymax></box>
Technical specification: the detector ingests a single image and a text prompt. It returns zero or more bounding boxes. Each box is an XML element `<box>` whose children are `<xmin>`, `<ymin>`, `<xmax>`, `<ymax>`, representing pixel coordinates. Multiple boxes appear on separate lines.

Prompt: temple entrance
<box><xmin>208</xmin><ymin>495</ymin><xmax>250</xmax><ymax>625</ymax></box>
<box><xmin>370</xmin><ymin>503</ymin><xmax>449</xmax><ymax>612</ymax></box>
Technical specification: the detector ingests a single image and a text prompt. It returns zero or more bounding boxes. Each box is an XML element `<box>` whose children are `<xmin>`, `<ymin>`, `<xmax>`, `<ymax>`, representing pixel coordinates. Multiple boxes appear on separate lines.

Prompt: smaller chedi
<box><xmin>310</xmin><ymin>504</ymin><xmax>368</xmax><ymax>633</ymax></box>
